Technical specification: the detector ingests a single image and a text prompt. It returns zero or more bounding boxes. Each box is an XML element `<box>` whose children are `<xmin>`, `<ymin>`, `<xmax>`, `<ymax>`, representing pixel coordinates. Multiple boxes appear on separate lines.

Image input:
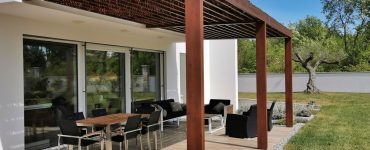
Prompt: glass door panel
<box><xmin>85</xmin><ymin>50</ymin><xmax>125</xmax><ymax>117</ymax></box>
<box><xmin>23</xmin><ymin>39</ymin><xmax>78</xmax><ymax>149</ymax></box>
<box><xmin>131</xmin><ymin>50</ymin><xmax>161</xmax><ymax>102</ymax></box>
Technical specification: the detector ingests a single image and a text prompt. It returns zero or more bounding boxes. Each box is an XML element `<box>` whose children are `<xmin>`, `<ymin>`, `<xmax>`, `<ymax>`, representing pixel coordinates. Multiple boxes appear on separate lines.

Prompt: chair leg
<box><xmin>147</xmin><ymin>132</ymin><xmax>151</xmax><ymax>150</ymax></box>
<box><xmin>57</xmin><ymin>136</ymin><xmax>60</xmax><ymax>150</ymax></box>
<box><xmin>78</xmin><ymin>139</ymin><xmax>82</xmax><ymax>150</ymax></box>
<box><xmin>159</xmin><ymin>131</ymin><xmax>162</xmax><ymax>149</ymax></box>
<box><xmin>139</xmin><ymin>135</ymin><xmax>143</xmax><ymax>150</ymax></box>
<box><xmin>119</xmin><ymin>142</ymin><xmax>122</xmax><ymax>150</ymax></box>
<box><xmin>125</xmin><ymin>140</ymin><xmax>128</xmax><ymax>150</ymax></box>
<box><xmin>154</xmin><ymin>131</ymin><xmax>158</xmax><ymax>150</ymax></box>
<box><xmin>68</xmin><ymin>145</ymin><xmax>73</xmax><ymax>150</ymax></box>
<box><xmin>101</xmin><ymin>140</ymin><xmax>105</xmax><ymax>150</ymax></box>
<box><xmin>177</xmin><ymin>118</ymin><xmax>180</xmax><ymax>126</ymax></box>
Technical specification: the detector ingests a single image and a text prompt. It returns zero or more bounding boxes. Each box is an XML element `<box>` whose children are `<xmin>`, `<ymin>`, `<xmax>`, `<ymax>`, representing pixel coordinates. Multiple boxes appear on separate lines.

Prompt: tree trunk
<box><xmin>305</xmin><ymin>69</ymin><xmax>320</xmax><ymax>94</ymax></box>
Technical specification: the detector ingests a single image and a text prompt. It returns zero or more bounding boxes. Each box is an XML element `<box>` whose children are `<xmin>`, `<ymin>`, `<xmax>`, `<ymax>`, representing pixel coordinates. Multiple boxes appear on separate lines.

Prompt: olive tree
<box><xmin>292</xmin><ymin>16</ymin><xmax>346</xmax><ymax>93</ymax></box>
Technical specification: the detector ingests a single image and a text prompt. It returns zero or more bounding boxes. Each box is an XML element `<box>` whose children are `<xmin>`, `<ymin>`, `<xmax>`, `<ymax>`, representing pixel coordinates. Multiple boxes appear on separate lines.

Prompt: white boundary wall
<box><xmin>239</xmin><ymin>72</ymin><xmax>370</xmax><ymax>93</ymax></box>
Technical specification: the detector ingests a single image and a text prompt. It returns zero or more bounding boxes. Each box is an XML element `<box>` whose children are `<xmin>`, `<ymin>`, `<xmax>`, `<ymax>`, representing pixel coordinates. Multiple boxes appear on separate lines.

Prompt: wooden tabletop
<box><xmin>76</xmin><ymin>113</ymin><xmax>149</xmax><ymax>126</ymax></box>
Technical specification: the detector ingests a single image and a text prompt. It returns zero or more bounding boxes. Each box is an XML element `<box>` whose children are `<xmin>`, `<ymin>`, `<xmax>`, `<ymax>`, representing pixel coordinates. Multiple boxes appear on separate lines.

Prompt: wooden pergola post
<box><xmin>185</xmin><ymin>0</ymin><xmax>205</xmax><ymax>150</ymax></box>
<box><xmin>285</xmin><ymin>37</ymin><xmax>293</xmax><ymax>127</ymax></box>
<box><xmin>256</xmin><ymin>21</ymin><xmax>268</xmax><ymax>149</ymax></box>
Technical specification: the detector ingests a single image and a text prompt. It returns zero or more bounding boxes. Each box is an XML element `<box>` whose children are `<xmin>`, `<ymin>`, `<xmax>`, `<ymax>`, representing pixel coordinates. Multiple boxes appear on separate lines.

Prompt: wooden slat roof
<box><xmin>44</xmin><ymin>0</ymin><xmax>292</xmax><ymax>39</ymax></box>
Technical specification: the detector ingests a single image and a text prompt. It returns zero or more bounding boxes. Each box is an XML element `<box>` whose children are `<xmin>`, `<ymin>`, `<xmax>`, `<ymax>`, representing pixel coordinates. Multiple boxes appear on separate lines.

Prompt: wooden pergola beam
<box><xmin>285</xmin><ymin>37</ymin><xmax>293</xmax><ymax>127</ymax></box>
<box><xmin>147</xmin><ymin>22</ymin><xmax>255</xmax><ymax>28</ymax></box>
<box><xmin>226</xmin><ymin>0</ymin><xmax>292</xmax><ymax>37</ymax></box>
<box><xmin>185</xmin><ymin>0</ymin><xmax>205</xmax><ymax>150</ymax></box>
<box><xmin>256</xmin><ymin>21</ymin><xmax>268</xmax><ymax>149</ymax></box>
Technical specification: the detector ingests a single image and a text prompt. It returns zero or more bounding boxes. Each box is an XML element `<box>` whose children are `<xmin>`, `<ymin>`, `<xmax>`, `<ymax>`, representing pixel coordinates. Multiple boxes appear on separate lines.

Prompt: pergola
<box><xmin>44</xmin><ymin>0</ymin><xmax>293</xmax><ymax>149</ymax></box>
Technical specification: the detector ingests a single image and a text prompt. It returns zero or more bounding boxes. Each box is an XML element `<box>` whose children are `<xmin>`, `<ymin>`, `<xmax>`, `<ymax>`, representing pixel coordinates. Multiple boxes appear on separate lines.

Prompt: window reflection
<box><xmin>86</xmin><ymin>50</ymin><xmax>125</xmax><ymax>117</ymax></box>
<box><xmin>131</xmin><ymin>51</ymin><xmax>161</xmax><ymax>102</ymax></box>
<box><xmin>23</xmin><ymin>39</ymin><xmax>78</xmax><ymax>149</ymax></box>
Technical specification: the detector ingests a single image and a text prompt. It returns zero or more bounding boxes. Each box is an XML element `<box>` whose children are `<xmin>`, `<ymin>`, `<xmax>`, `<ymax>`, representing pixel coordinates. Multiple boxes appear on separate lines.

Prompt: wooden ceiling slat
<box><xmin>124</xmin><ymin>1</ymin><xmax>183</xmax><ymax>25</ymax></box>
<box><xmin>204</xmin><ymin>0</ymin><xmax>247</xmax><ymax>22</ymax></box>
<box><xmin>45</xmin><ymin>0</ymin><xmax>291</xmax><ymax>38</ymax></box>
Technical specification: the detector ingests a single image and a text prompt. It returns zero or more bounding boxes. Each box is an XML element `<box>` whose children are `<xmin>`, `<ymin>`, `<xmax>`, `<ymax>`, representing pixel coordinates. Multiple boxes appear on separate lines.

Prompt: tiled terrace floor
<box><xmin>164</xmin><ymin>124</ymin><xmax>293</xmax><ymax>150</ymax></box>
<box><xmin>75</xmin><ymin>120</ymin><xmax>293</xmax><ymax>150</ymax></box>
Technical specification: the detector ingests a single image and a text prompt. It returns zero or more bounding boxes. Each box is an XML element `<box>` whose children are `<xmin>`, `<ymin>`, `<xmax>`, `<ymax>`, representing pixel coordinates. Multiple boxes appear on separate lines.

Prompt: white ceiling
<box><xmin>0</xmin><ymin>1</ymin><xmax>185</xmax><ymax>41</ymax></box>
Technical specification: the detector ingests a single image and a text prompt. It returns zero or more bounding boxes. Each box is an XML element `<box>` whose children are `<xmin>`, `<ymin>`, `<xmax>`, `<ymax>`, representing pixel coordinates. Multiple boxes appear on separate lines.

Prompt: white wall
<box><xmin>0</xmin><ymin>10</ymin><xmax>24</xmax><ymax>150</ymax></box>
<box><xmin>176</xmin><ymin>40</ymin><xmax>239</xmax><ymax>111</ymax></box>
<box><xmin>208</xmin><ymin>40</ymin><xmax>238</xmax><ymax>111</ymax></box>
<box><xmin>239</xmin><ymin>72</ymin><xmax>370</xmax><ymax>93</ymax></box>
<box><xmin>166</xmin><ymin>43</ymin><xmax>181</xmax><ymax>102</ymax></box>
<box><xmin>0</xmin><ymin>2</ymin><xmax>183</xmax><ymax>149</ymax></box>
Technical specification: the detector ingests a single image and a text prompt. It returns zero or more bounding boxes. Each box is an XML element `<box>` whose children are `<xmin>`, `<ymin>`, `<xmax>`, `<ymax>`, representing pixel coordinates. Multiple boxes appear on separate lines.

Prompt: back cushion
<box><xmin>209</xmin><ymin>99</ymin><xmax>230</xmax><ymax>108</ymax></box>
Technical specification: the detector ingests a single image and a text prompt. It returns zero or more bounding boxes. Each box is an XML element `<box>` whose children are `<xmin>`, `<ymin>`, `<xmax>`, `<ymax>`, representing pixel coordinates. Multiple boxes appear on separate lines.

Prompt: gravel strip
<box><xmin>272</xmin><ymin>122</ymin><xmax>306</xmax><ymax>150</ymax></box>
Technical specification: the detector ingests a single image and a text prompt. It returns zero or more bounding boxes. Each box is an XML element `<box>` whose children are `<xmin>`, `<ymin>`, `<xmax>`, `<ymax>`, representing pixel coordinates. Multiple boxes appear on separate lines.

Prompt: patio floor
<box><xmin>62</xmin><ymin>120</ymin><xmax>293</xmax><ymax>150</ymax></box>
<box><xmin>164</xmin><ymin>122</ymin><xmax>293</xmax><ymax>150</ymax></box>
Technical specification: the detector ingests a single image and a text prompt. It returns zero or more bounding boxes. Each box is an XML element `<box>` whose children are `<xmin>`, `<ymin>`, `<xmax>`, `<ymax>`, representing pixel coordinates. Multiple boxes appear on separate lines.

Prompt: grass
<box><xmin>239</xmin><ymin>92</ymin><xmax>370</xmax><ymax>150</ymax></box>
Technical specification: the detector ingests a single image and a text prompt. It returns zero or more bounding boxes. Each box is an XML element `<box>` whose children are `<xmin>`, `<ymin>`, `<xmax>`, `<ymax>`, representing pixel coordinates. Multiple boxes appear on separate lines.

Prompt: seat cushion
<box><xmin>164</xmin><ymin>111</ymin><xmax>185</xmax><ymax>120</ymax></box>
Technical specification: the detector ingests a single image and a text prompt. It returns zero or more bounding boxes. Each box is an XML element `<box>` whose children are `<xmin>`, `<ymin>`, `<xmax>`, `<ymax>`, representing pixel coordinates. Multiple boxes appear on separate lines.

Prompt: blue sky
<box><xmin>250</xmin><ymin>0</ymin><xmax>325</xmax><ymax>25</ymax></box>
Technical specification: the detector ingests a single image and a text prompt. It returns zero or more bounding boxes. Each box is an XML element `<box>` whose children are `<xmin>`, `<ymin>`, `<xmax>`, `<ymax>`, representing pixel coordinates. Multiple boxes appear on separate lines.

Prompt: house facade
<box><xmin>0</xmin><ymin>1</ymin><xmax>238</xmax><ymax>149</ymax></box>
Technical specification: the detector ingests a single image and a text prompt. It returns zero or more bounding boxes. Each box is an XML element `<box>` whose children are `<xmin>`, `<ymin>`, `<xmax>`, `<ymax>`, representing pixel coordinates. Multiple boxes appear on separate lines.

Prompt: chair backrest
<box><xmin>209</xmin><ymin>99</ymin><xmax>230</xmax><ymax>108</ymax></box>
<box><xmin>124</xmin><ymin>115</ymin><xmax>142</xmax><ymax>138</ymax></box>
<box><xmin>58</xmin><ymin>120</ymin><xmax>81</xmax><ymax>136</ymax></box>
<box><xmin>67</xmin><ymin>112</ymin><xmax>85</xmax><ymax>121</ymax></box>
<box><xmin>147</xmin><ymin>111</ymin><xmax>161</xmax><ymax>125</ymax></box>
<box><xmin>269</xmin><ymin>101</ymin><xmax>276</xmax><ymax>111</ymax></box>
<box><xmin>92</xmin><ymin>108</ymin><xmax>107</xmax><ymax>117</ymax></box>
<box><xmin>245</xmin><ymin>105</ymin><xmax>257</xmax><ymax>138</ymax></box>
<box><xmin>58</xmin><ymin>120</ymin><xmax>82</xmax><ymax>145</ymax></box>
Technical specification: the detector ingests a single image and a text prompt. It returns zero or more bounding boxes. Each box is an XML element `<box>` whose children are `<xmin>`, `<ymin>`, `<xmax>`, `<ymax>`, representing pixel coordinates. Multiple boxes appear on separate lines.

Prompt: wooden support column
<box><xmin>185</xmin><ymin>0</ymin><xmax>205</xmax><ymax>150</ymax></box>
<box><xmin>256</xmin><ymin>21</ymin><xmax>268</xmax><ymax>149</ymax></box>
<box><xmin>285</xmin><ymin>37</ymin><xmax>293</xmax><ymax>127</ymax></box>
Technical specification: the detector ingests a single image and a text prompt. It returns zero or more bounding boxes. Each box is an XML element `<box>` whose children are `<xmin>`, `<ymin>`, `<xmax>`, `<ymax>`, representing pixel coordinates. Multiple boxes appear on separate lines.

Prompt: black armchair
<box><xmin>66</xmin><ymin>112</ymin><xmax>89</xmax><ymax>134</ymax></box>
<box><xmin>142</xmin><ymin>111</ymin><xmax>162</xmax><ymax>150</ymax></box>
<box><xmin>111</xmin><ymin>115</ymin><xmax>143</xmax><ymax>150</ymax></box>
<box><xmin>226</xmin><ymin>105</ymin><xmax>257</xmax><ymax>138</ymax></box>
<box><xmin>57</xmin><ymin>120</ymin><xmax>101</xmax><ymax>149</ymax></box>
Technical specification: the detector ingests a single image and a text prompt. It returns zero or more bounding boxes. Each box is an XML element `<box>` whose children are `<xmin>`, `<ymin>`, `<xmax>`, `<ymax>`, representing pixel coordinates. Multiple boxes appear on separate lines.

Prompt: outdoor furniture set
<box><xmin>135</xmin><ymin>99</ymin><xmax>234</xmax><ymax>133</ymax></box>
<box><xmin>55</xmin><ymin>108</ymin><xmax>161</xmax><ymax>150</ymax></box>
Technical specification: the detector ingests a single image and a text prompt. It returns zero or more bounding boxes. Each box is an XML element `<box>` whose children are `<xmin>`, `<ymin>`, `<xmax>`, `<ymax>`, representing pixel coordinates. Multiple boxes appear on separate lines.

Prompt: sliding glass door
<box><xmin>23</xmin><ymin>39</ymin><xmax>78</xmax><ymax>149</ymax></box>
<box><xmin>131</xmin><ymin>50</ymin><xmax>162</xmax><ymax>102</ymax></box>
<box><xmin>85</xmin><ymin>45</ymin><xmax>128</xmax><ymax>116</ymax></box>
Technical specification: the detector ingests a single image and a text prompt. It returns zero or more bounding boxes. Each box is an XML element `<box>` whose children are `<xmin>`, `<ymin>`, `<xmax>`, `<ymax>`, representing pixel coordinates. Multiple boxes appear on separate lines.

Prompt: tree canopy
<box><xmin>238</xmin><ymin>0</ymin><xmax>369</xmax><ymax>74</ymax></box>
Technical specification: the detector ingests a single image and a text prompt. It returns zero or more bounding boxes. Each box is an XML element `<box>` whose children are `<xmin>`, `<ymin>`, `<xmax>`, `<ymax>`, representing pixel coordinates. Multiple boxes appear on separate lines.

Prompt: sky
<box><xmin>250</xmin><ymin>0</ymin><xmax>326</xmax><ymax>25</ymax></box>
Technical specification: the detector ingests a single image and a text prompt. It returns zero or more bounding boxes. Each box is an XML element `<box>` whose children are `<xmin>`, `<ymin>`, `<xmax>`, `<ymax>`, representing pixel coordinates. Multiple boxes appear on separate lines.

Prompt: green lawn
<box><xmin>239</xmin><ymin>92</ymin><xmax>370</xmax><ymax>150</ymax></box>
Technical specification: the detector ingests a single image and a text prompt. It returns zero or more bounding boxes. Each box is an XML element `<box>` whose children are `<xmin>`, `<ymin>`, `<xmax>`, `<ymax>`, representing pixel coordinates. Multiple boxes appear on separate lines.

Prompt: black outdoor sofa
<box><xmin>205</xmin><ymin>99</ymin><xmax>234</xmax><ymax>117</ymax></box>
<box><xmin>134</xmin><ymin>99</ymin><xmax>186</xmax><ymax>131</ymax></box>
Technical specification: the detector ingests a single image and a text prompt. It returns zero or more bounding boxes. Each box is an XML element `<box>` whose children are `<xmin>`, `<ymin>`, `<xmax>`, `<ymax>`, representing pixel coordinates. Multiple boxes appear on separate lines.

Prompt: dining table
<box><xmin>76</xmin><ymin>113</ymin><xmax>149</xmax><ymax>150</ymax></box>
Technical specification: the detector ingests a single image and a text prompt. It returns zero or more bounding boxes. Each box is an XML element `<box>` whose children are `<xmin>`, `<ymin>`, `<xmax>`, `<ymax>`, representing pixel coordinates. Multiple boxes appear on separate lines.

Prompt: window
<box><xmin>85</xmin><ymin>50</ymin><xmax>125</xmax><ymax>116</ymax></box>
<box><xmin>131</xmin><ymin>50</ymin><xmax>162</xmax><ymax>102</ymax></box>
<box><xmin>23</xmin><ymin>39</ymin><xmax>78</xmax><ymax>149</ymax></box>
